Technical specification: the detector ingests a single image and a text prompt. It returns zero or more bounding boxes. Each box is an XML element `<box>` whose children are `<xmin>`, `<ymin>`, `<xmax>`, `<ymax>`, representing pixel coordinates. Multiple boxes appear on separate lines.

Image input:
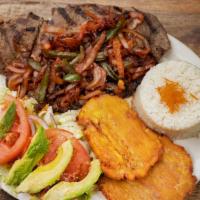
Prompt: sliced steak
<box><xmin>4</xmin><ymin>12</ymin><xmax>43</xmax><ymax>59</ymax></box>
<box><xmin>0</xmin><ymin>12</ymin><xmax>43</xmax><ymax>73</ymax></box>
<box><xmin>31</xmin><ymin>20</ymin><xmax>51</xmax><ymax>61</ymax></box>
<box><xmin>143</xmin><ymin>13</ymin><xmax>170</xmax><ymax>60</ymax></box>
<box><xmin>0</xmin><ymin>26</ymin><xmax>15</xmax><ymax>73</ymax></box>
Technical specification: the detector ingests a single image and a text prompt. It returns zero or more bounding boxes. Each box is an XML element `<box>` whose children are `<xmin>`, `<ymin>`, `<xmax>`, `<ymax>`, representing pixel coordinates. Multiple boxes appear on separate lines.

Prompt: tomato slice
<box><xmin>42</xmin><ymin>128</ymin><xmax>90</xmax><ymax>182</ymax></box>
<box><xmin>0</xmin><ymin>96</ymin><xmax>31</xmax><ymax>164</ymax></box>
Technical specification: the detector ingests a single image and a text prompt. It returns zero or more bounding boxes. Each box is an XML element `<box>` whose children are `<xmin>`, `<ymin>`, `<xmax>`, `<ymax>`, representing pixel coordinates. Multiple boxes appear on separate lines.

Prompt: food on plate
<box><xmin>16</xmin><ymin>140</ymin><xmax>73</xmax><ymax>193</ymax></box>
<box><xmin>78</xmin><ymin>94</ymin><xmax>163</xmax><ymax>180</ymax></box>
<box><xmin>99</xmin><ymin>136</ymin><xmax>196</xmax><ymax>200</ymax></box>
<box><xmin>0</xmin><ymin>95</ymin><xmax>31</xmax><ymax>164</ymax></box>
<box><xmin>43</xmin><ymin>159</ymin><xmax>102</xmax><ymax>200</ymax></box>
<box><xmin>0</xmin><ymin>101</ymin><xmax>16</xmax><ymax>138</ymax></box>
<box><xmin>0</xmin><ymin>4</ymin><xmax>170</xmax><ymax>112</ymax></box>
<box><xmin>0</xmin><ymin>13</ymin><xmax>42</xmax><ymax>73</ymax></box>
<box><xmin>6</xmin><ymin>126</ymin><xmax>48</xmax><ymax>186</ymax></box>
<box><xmin>0</xmin><ymin>93</ymin><xmax>101</xmax><ymax>199</ymax></box>
<box><xmin>43</xmin><ymin>128</ymin><xmax>90</xmax><ymax>182</ymax></box>
<box><xmin>133</xmin><ymin>60</ymin><xmax>200</xmax><ymax>139</ymax></box>
<box><xmin>0</xmin><ymin>3</ymin><xmax>198</xmax><ymax>200</ymax></box>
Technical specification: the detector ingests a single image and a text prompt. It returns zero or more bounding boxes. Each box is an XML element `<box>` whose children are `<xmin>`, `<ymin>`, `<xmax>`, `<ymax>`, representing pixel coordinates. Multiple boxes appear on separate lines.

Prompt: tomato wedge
<box><xmin>42</xmin><ymin>128</ymin><xmax>90</xmax><ymax>182</ymax></box>
<box><xmin>0</xmin><ymin>96</ymin><xmax>31</xmax><ymax>164</ymax></box>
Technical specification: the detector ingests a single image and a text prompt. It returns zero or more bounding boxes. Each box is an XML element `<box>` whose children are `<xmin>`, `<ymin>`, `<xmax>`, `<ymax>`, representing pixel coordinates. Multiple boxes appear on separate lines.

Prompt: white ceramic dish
<box><xmin>92</xmin><ymin>35</ymin><xmax>200</xmax><ymax>200</ymax></box>
<box><xmin>161</xmin><ymin>35</ymin><xmax>200</xmax><ymax>183</ymax></box>
<box><xmin>1</xmin><ymin>35</ymin><xmax>200</xmax><ymax>200</ymax></box>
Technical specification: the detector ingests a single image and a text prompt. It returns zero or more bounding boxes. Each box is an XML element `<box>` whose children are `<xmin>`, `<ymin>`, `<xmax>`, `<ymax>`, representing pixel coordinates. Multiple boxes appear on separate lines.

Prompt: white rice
<box><xmin>133</xmin><ymin>60</ymin><xmax>200</xmax><ymax>139</ymax></box>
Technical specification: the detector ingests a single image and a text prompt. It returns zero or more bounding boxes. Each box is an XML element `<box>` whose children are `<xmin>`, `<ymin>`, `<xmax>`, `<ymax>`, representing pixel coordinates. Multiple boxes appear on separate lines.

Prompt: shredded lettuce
<box><xmin>0</xmin><ymin>75</ymin><xmax>8</xmax><ymax>104</ymax></box>
<box><xmin>0</xmin><ymin>75</ymin><xmax>17</xmax><ymax>104</ymax></box>
<box><xmin>23</xmin><ymin>97</ymin><xmax>38</xmax><ymax>114</ymax></box>
<box><xmin>54</xmin><ymin>110</ymin><xmax>83</xmax><ymax>139</ymax></box>
<box><xmin>0</xmin><ymin>166</ymin><xmax>39</xmax><ymax>200</ymax></box>
<box><xmin>78</xmin><ymin>185</ymin><xmax>97</xmax><ymax>200</ymax></box>
<box><xmin>39</xmin><ymin>107</ymin><xmax>83</xmax><ymax>139</ymax></box>
<box><xmin>39</xmin><ymin>106</ymin><xmax>54</xmax><ymax>127</ymax></box>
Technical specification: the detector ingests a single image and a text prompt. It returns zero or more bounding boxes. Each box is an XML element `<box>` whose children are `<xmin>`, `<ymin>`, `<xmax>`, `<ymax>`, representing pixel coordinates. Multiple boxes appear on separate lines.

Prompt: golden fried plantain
<box><xmin>99</xmin><ymin>136</ymin><xmax>196</xmax><ymax>200</ymax></box>
<box><xmin>78</xmin><ymin>94</ymin><xmax>163</xmax><ymax>180</ymax></box>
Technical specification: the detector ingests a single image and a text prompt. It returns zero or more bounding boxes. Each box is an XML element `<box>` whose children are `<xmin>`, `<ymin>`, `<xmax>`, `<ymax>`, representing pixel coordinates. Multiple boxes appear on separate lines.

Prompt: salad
<box><xmin>0</xmin><ymin>75</ymin><xmax>102</xmax><ymax>200</ymax></box>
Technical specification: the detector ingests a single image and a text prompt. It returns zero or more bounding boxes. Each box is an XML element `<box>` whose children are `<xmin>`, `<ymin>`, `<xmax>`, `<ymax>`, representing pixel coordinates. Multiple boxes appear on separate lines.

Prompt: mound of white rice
<box><xmin>133</xmin><ymin>60</ymin><xmax>200</xmax><ymax>139</ymax></box>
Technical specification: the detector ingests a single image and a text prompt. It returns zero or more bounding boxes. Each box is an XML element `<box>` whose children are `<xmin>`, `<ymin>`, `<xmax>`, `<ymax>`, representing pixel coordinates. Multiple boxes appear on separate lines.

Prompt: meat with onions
<box><xmin>1</xmin><ymin>4</ymin><xmax>170</xmax><ymax>112</ymax></box>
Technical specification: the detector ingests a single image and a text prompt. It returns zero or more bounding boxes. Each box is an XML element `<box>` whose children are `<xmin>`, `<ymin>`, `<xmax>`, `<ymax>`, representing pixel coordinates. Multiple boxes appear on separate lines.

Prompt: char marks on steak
<box><xmin>3</xmin><ymin>13</ymin><xmax>42</xmax><ymax>59</ymax></box>
<box><xmin>1</xmin><ymin>4</ymin><xmax>170</xmax><ymax>112</ymax></box>
<box><xmin>0</xmin><ymin>12</ymin><xmax>42</xmax><ymax>73</ymax></box>
<box><xmin>143</xmin><ymin>13</ymin><xmax>170</xmax><ymax>60</ymax></box>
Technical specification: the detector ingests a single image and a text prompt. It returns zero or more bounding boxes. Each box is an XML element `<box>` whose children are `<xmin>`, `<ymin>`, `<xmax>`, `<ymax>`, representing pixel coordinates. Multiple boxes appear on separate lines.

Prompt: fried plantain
<box><xmin>78</xmin><ymin>94</ymin><xmax>163</xmax><ymax>180</ymax></box>
<box><xmin>99</xmin><ymin>136</ymin><xmax>196</xmax><ymax>200</ymax></box>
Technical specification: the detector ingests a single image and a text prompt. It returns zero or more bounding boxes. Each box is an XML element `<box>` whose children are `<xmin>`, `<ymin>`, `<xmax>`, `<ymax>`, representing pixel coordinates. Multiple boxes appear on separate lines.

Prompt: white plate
<box><xmin>161</xmin><ymin>35</ymin><xmax>200</xmax><ymax>182</ymax></box>
<box><xmin>92</xmin><ymin>35</ymin><xmax>200</xmax><ymax>200</ymax></box>
<box><xmin>1</xmin><ymin>35</ymin><xmax>200</xmax><ymax>200</ymax></box>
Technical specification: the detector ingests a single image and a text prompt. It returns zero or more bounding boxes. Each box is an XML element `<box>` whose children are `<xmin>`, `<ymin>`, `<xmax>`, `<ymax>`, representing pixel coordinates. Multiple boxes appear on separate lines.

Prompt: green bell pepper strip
<box><xmin>45</xmin><ymin>50</ymin><xmax>78</xmax><ymax>59</ymax></box>
<box><xmin>63</xmin><ymin>73</ymin><xmax>81</xmax><ymax>83</ymax></box>
<box><xmin>95</xmin><ymin>51</ymin><xmax>107</xmax><ymax>62</ymax></box>
<box><xmin>70</xmin><ymin>46</ymin><xmax>85</xmax><ymax>65</ymax></box>
<box><xmin>124</xmin><ymin>59</ymin><xmax>135</xmax><ymax>69</ymax></box>
<box><xmin>28</xmin><ymin>59</ymin><xmax>42</xmax><ymax>71</ymax></box>
<box><xmin>101</xmin><ymin>62</ymin><xmax>118</xmax><ymax>80</ymax></box>
<box><xmin>105</xmin><ymin>17</ymin><xmax>126</xmax><ymax>42</ymax></box>
<box><xmin>36</xmin><ymin>67</ymin><xmax>49</xmax><ymax>103</ymax></box>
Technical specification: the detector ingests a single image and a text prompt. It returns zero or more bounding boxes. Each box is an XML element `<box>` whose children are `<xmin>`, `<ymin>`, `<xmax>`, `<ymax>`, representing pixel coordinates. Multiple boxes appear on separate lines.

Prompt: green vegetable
<box><xmin>28</xmin><ymin>58</ymin><xmax>42</xmax><ymax>71</ymax></box>
<box><xmin>0</xmin><ymin>166</ymin><xmax>37</xmax><ymax>200</ymax></box>
<box><xmin>95</xmin><ymin>51</ymin><xmax>107</xmax><ymax>61</ymax></box>
<box><xmin>106</xmin><ymin>17</ymin><xmax>126</xmax><ymax>42</ymax></box>
<box><xmin>6</xmin><ymin>127</ymin><xmax>49</xmax><ymax>186</ymax></box>
<box><xmin>78</xmin><ymin>186</ymin><xmax>95</xmax><ymax>200</ymax></box>
<box><xmin>64</xmin><ymin>73</ymin><xmax>81</xmax><ymax>83</ymax></box>
<box><xmin>70</xmin><ymin>46</ymin><xmax>85</xmax><ymax>65</ymax></box>
<box><xmin>101</xmin><ymin>62</ymin><xmax>118</xmax><ymax>80</ymax></box>
<box><xmin>0</xmin><ymin>76</ymin><xmax>8</xmax><ymax>104</ymax></box>
<box><xmin>124</xmin><ymin>59</ymin><xmax>134</xmax><ymax>69</ymax></box>
<box><xmin>60</xmin><ymin>59</ymin><xmax>74</xmax><ymax>73</ymax></box>
<box><xmin>43</xmin><ymin>159</ymin><xmax>102</xmax><ymax>200</ymax></box>
<box><xmin>16</xmin><ymin>140</ymin><xmax>73</xmax><ymax>194</ymax></box>
<box><xmin>79</xmin><ymin>193</ymin><xmax>91</xmax><ymax>200</ymax></box>
<box><xmin>45</xmin><ymin>50</ymin><xmax>78</xmax><ymax>59</ymax></box>
<box><xmin>36</xmin><ymin>68</ymin><xmax>49</xmax><ymax>103</ymax></box>
<box><xmin>0</xmin><ymin>102</ymin><xmax>16</xmax><ymax>139</ymax></box>
<box><xmin>23</xmin><ymin>97</ymin><xmax>38</xmax><ymax>114</ymax></box>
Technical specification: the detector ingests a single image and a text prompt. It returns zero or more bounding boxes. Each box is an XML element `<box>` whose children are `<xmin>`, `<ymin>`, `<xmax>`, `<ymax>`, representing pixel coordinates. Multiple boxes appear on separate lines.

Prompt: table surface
<box><xmin>0</xmin><ymin>0</ymin><xmax>199</xmax><ymax>199</ymax></box>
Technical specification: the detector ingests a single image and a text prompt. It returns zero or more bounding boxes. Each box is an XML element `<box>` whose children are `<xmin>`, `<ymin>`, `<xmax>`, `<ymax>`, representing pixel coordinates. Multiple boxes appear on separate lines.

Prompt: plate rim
<box><xmin>0</xmin><ymin>35</ymin><xmax>200</xmax><ymax>200</ymax></box>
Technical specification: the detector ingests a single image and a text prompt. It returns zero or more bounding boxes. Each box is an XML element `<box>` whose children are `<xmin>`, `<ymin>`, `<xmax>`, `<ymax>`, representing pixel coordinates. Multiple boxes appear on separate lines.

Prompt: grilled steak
<box><xmin>139</xmin><ymin>12</ymin><xmax>170</xmax><ymax>60</ymax></box>
<box><xmin>0</xmin><ymin>25</ymin><xmax>15</xmax><ymax>73</ymax></box>
<box><xmin>0</xmin><ymin>12</ymin><xmax>42</xmax><ymax>72</ymax></box>
<box><xmin>51</xmin><ymin>5</ymin><xmax>120</xmax><ymax>30</ymax></box>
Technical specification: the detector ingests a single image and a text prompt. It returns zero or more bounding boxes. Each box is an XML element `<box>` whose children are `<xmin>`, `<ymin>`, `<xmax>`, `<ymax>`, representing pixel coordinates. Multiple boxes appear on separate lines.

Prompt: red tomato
<box><xmin>0</xmin><ymin>96</ymin><xmax>31</xmax><ymax>164</ymax></box>
<box><xmin>42</xmin><ymin>128</ymin><xmax>90</xmax><ymax>182</ymax></box>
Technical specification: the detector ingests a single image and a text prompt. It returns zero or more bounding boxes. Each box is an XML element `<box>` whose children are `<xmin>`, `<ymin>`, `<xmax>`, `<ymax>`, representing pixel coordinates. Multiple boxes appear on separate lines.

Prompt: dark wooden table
<box><xmin>0</xmin><ymin>0</ymin><xmax>199</xmax><ymax>199</ymax></box>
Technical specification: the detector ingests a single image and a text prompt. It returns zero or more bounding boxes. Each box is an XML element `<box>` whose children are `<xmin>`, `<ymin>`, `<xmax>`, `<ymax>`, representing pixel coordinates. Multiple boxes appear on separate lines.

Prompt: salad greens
<box><xmin>6</xmin><ymin>127</ymin><xmax>49</xmax><ymax>185</ymax></box>
<box><xmin>43</xmin><ymin>159</ymin><xmax>102</xmax><ymax>200</ymax></box>
<box><xmin>0</xmin><ymin>102</ymin><xmax>16</xmax><ymax>139</ymax></box>
<box><xmin>16</xmin><ymin>140</ymin><xmax>73</xmax><ymax>194</ymax></box>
